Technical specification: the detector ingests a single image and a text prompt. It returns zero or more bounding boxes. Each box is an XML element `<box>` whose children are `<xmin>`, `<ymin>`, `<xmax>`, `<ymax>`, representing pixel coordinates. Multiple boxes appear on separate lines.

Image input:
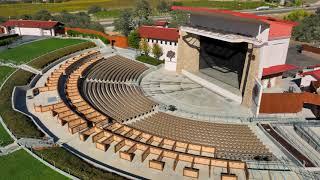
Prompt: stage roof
<box><xmin>172</xmin><ymin>6</ymin><xmax>298</xmax><ymax>40</ymax></box>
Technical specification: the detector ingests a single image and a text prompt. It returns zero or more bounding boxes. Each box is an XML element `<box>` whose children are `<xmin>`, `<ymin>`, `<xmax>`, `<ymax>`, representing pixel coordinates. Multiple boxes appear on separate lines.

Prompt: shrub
<box><xmin>88</xmin><ymin>5</ymin><xmax>102</xmax><ymax>14</ymax></box>
<box><xmin>152</xmin><ymin>43</ymin><xmax>163</xmax><ymax>60</ymax></box>
<box><xmin>28</xmin><ymin>41</ymin><xmax>96</xmax><ymax>69</ymax></box>
<box><xmin>139</xmin><ymin>38</ymin><xmax>150</xmax><ymax>55</ymax></box>
<box><xmin>67</xmin><ymin>30</ymin><xmax>110</xmax><ymax>45</ymax></box>
<box><xmin>0</xmin><ymin>36</ymin><xmax>21</xmax><ymax>47</ymax></box>
<box><xmin>283</xmin><ymin>10</ymin><xmax>310</xmax><ymax>21</ymax></box>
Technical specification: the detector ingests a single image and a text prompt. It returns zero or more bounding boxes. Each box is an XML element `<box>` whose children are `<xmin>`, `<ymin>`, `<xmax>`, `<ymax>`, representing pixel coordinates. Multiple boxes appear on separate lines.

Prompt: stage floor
<box><xmin>141</xmin><ymin>68</ymin><xmax>252</xmax><ymax>121</ymax></box>
<box><xmin>200</xmin><ymin>67</ymin><xmax>240</xmax><ymax>89</ymax></box>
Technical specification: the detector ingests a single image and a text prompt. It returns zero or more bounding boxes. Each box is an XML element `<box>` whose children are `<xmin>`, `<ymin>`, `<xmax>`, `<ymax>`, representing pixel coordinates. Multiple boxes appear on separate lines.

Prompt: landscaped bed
<box><xmin>136</xmin><ymin>55</ymin><xmax>164</xmax><ymax>66</ymax></box>
<box><xmin>0</xmin><ymin>149</ymin><xmax>68</xmax><ymax>179</ymax></box>
<box><xmin>34</xmin><ymin>147</ymin><xmax>125</xmax><ymax>180</ymax></box>
<box><xmin>0</xmin><ymin>38</ymin><xmax>88</xmax><ymax>64</ymax></box>
<box><xmin>0</xmin><ymin>69</ymin><xmax>44</xmax><ymax>138</ymax></box>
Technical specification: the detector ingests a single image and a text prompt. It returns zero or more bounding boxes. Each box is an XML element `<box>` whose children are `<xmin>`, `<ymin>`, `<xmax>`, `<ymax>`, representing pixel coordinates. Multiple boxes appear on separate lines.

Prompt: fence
<box><xmin>302</xmin><ymin>44</ymin><xmax>320</xmax><ymax>55</ymax></box>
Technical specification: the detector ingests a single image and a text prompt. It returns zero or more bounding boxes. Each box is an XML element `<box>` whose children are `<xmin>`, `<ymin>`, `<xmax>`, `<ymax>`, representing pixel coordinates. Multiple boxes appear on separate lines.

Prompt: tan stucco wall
<box><xmin>241</xmin><ymin>44</ymin><xmax>261</xmax><ymax>108</ymax></box>
<box><xmin>176</xmin><ymin>31</ymin><xmax>200</xmax><ymax>73</ymax></box>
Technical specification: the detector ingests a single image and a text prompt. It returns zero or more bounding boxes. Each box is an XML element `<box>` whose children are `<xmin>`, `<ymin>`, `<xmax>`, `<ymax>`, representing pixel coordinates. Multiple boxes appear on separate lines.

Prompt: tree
<box><xmin>19</xmin><ymin>14</ymin><xmax>33</xmax><ymax>20</ymax></box>
<box><xmin>54</xmin><ymin>11</ymin><xmax>104</xmax><ymax>32</ymax></box>
<box><xmin>88</xmin><ymin>5</ymin><xmax>102</xmax><ymax>14</ymax></box>
<box><xmin>128</xmin><ymin>30</ymin><xmax>140</xmax><ymax>49</ymax></box>
<box><xmin>32</xmin><ymin>10</ymin><xmax>53</xmax><ymax>21</ymax></box>
<box><xmin>114</xmin><ymin>9</ymin><xmax>135</xmax><ymax>36</ymax></box>
<box><xmin>134</xmin><ymin>0</ymin><xmax>152</xmax><ymax>26</ymax></box>
<box><xmin>0</xmin><ymin>16</ymin><xmax>7</xmax><ymax>23</ymax></box>
<box><xmin>139</xmin><ymin>38</ymin><xmax>150</xmax><ymax>55</ymax></box>
<box><xmin>157</xmin><ymin>0</ymin><xmax>171</xmax><ymax>13</ymax></box>
<box><xmin>167</xmin><ymin>50</ymin><xmax>175</xmax><ymax>61</ymax></box>
<box><xmin>169</xmin><ymin>10</ymin><xmax>188</xmax><ymax>28</ymax></box>
<box><xmin>283</xmin><ymin>10</ymin><xmax>310</xmax><ymax>21</ymax></box>
<box><xmin>293</xmin><ymin>0</ymin><xmax>303</xmax><ymax>7</ymax></box>
<box><xmin>152</xmin><ymin>43</ymin><xmax>163</xmax><ymax>60</ymax></box>
<box><xmin>292</xmin><ymin>13</ymin><xmax>320</xmax><ymax>43</ymax></box>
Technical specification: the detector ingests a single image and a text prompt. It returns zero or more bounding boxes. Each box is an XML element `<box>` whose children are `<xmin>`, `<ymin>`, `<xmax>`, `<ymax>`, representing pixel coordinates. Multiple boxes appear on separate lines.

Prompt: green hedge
<box><xmin>0</xmin><ymin>36</ymin><xmax>21</xmax><ymax>47</ymax></box>
<box><xmin>67</xmin><ymin>30</ymin><xmax>110</xmax><ymax>45</ymax></box>
<box><xmin>28</xmin><ymin>41</ymin><xmax>96</xmax><ymax>69</ymax></box>
<box><xmin>136</xmin><ymin>55</ymin><xmax>164</xmax><ymax>66</ymax></box>
<box><xmin>0</xmin><ymin>70</ymin><xmax>44</xmax><ymax>138</ymax></box>
<box><xmin>34</xmin><ymin>147</ymin><xmax>125</xmax><ymax>180</ymax></box>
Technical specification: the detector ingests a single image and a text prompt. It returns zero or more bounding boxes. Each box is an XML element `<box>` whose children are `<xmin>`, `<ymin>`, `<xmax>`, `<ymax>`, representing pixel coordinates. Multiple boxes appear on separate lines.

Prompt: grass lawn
<box><xmin>93</xmin><ymin>9</ymin><xmax>121</xmax><ymax>19</ymax></box>
<box><xmin>0</xmin><ymin>0</ymin><xmax>274</xmax><ymax>17</ymax></box>
<box><xmin>0</xmin><ymin>38</ymin><xmax>87</xmax><ymax>64</ymax></box>
<box><xmin>0</xmin><ymin>66</ymin><xmax>14</xmax><ymax>87</ymax></box>
<box><xmin>0</xmin><ymin>122</ymin><xmax>13</xmax><ymax>147</ymax></box>
<box><xmin>0</xmin><ymin>149</ymin><xmax>68</xmax><ymax>179</ymax></box>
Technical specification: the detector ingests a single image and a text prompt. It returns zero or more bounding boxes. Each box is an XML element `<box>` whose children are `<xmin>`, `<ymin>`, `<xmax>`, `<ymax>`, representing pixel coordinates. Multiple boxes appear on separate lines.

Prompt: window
<box><xmin>169</xmin><ymin>42</ymin><xmax>172</xmax><ymax>45</ymax></box>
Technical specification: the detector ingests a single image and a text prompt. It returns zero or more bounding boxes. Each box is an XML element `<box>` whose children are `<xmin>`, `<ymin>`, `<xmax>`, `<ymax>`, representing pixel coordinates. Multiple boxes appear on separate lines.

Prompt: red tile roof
<box><xmin>154</xmin><ymin>20</ymin><xmax>168</xmax><ymax>27</ymax></box>
<box><xmin>171</xmin><ymin>6</ymin><xmax>298</xmax><ymax>40</ymax></box>
<box><xmin>301</xmin><ymin>69</ymin><xmax>320</xmax><ymax>80</ymax></box>
<box><xmin>2</xmin><ymin>20</ymin><xmax>62</xmax><ymax>29</ymax></box>
<box><xmin>138</xmin><ymin>26</ymin><xmax>179</xmax><ymax>42</ymax></box>
<box><xmin>262</xmin><ymin>64</ymin><xmax>299</xmax><ymax>77</ymax></box>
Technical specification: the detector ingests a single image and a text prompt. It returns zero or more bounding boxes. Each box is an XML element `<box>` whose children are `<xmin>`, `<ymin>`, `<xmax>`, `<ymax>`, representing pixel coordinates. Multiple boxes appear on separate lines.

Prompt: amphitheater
<box><xmin>23</xmin><ymin>47</ymin><xmax>320</xmax><ymax>180</ymax></box>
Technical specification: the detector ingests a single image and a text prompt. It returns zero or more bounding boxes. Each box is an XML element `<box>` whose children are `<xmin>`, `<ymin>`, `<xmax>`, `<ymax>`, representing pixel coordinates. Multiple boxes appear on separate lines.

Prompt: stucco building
<box><xmin>1</xmin><ymin>20</ymin><xmax>64</xmax><ymax>36</ymax></box>
<box><xmin>139</xmin><ymin>26</ymin><xmax>179</xmax><ymax>71</ymax></box>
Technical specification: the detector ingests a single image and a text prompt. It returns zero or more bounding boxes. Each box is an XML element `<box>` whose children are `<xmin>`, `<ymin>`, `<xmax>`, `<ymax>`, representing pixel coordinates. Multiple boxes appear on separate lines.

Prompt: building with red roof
<box><xmin>138</xmin><ymin>26</ymin><xmax>179</xmax><ymax>42</ymax></box>
<box><xmin>138</xmin><ymin>26</ymin><xmax>179</xmax><ymax>70</ymax></box>
<box><xmin>1</xmin><ymin>20</ymin><xmax>64</xmax><ymax>36</ymax></box>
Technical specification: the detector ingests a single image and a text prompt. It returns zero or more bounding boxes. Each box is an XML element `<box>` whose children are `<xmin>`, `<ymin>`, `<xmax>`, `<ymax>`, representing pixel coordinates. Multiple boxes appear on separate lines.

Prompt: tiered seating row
<box><xmin>65</xmin><ymin>56</ymin><xmax>109</xmax><ymax>127</ymax></box>
<box><xmin>38</xmin><ymin>50</ymin><xmax>99</xmax><ymax>92</ymax></box>
<box><xmin>85</xmin><ymin>55</ymin><xmax>148</xmax><ymax>83</ymax></box>
<box><xmin>83</xmin><ymin>81</ymin><xmax>157</xmax><ymax>122</ymax></box>
<box><xmin>78</xmin><ymin>122</ymin><xmax>249</xmax><ymax>179</ymax></box>
<box><xmin>129</xmin><ymin>113</ymin><xmax>273</xmax><ymax>161</ymax></box>
<box><xmin>35</xmin><ymin>51</ymin><xmax>107</xmax><ymax>134</ymax></box>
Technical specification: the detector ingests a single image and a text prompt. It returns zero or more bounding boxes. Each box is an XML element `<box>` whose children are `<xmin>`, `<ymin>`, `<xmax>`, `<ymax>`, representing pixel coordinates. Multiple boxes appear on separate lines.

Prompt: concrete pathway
<box><xmin>0</xmin><ymin>143</ymin><xmax>21</xmax><ymax>156</ymax></box>
<box><xmin>0</xmin><ymin>62</ymin><xmax>41</xmax><ymax>74</ymax></box>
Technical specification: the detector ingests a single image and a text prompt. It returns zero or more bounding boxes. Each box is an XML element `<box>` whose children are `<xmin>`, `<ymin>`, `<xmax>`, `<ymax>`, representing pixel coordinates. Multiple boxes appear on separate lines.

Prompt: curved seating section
<box><xmin>82</xmin><ymin>55</ymin><xmax>157</xmax><ymax>122</ymax></box>
<box><xmin>86</xmin><ymin>55</ymin><xmax>148</xmax><ymax>83</ymax></box>
<box><xmin>65</xmin><ymin>56</ymin><xmax>109</xmax><ymax>127</ymax></box>
<box><xmin>83</xmin><ymin>81</ymin><xmax>157</xmax><ymax>122</ymax></box>
<box><xmin>35</xmin><ymin>50</ymin><xmax>108</xmax><ymax>134</ymax></box>
<box><xmin>129</xmin><ymin>112</ymin><xmax>273</xmax><ymax>161</ymax></box>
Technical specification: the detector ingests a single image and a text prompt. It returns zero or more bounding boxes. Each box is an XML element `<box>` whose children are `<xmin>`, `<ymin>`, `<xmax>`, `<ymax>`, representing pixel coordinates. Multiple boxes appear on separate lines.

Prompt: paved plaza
<box><xmin>141</xmin><ymin>68</ymin><xmax>252</xmax><ymax>121</ymax></box>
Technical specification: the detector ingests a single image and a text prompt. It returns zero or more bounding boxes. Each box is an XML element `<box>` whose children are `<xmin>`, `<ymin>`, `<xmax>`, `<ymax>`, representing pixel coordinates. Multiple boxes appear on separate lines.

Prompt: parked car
<box><xmin>256</xmin><ymin>6</ymin><xmax>270</xmax><ymax>11</ymax></box>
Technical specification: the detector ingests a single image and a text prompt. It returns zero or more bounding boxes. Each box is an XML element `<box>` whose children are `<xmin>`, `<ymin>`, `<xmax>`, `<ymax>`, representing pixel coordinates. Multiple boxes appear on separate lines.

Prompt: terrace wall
<box><xmin>65</xmin><ymin>27</ymin><xmax>128</xmax><ymax>48</ymax></box>
<box><xmin>259</xmin><ymin>92</ymin><xmax>320</xmax><ymax>113</ymax></box>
